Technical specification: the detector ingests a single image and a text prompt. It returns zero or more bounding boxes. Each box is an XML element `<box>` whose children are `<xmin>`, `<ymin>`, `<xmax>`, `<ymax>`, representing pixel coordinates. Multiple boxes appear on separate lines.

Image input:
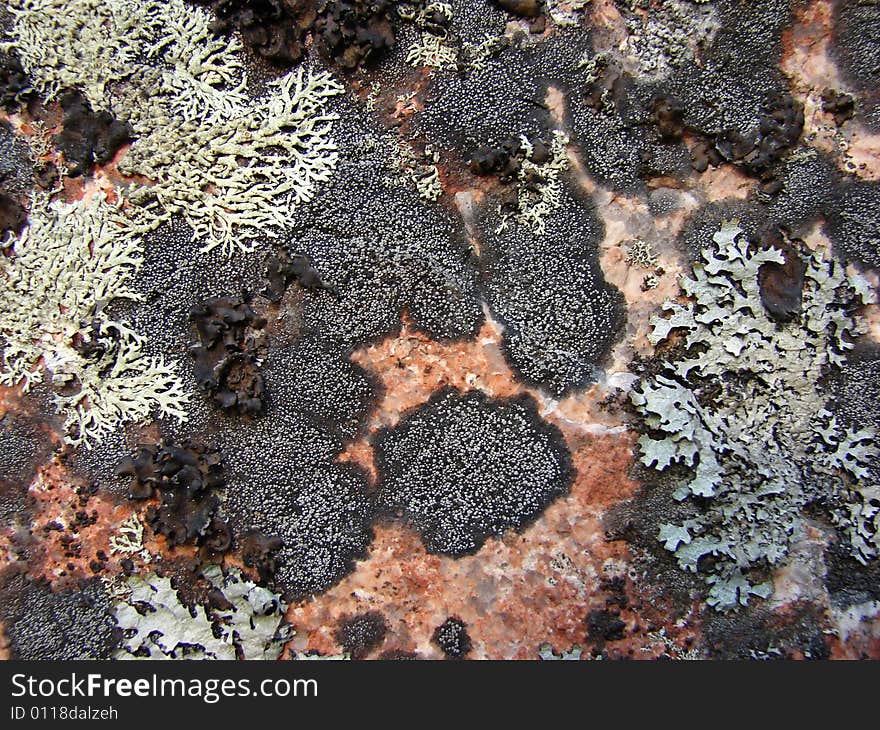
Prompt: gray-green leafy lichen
<box><xmin>112</xmin><ymin>566</ymin><xmax>291</xmax><ymax>660</ymax></box>
<box><xmin>632</xmin><ymin>221</ymin><xmax>878</xmax><ymax>610</ymax></box>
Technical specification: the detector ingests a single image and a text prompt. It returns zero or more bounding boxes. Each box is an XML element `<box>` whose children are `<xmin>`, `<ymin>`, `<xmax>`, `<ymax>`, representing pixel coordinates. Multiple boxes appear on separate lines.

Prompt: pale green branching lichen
<box><xmin>113</xmin><ymin>567</ymin><xmax>292</xmax><ymax>660</ymax></box>
<box><xmin>121</xmin><ymin>67</ymin><xmax>343</xmax><ymax>256</ymax></box>
<box><xmin>6</xmin><ymin>0</ymin><xmax>245</xmax><ymax>124</ymax></box>
<box><xmin>109</xmin><ymin>514</ymin><xmax>151</xmax><ymax>563</ymax></box>
<box><xmin>5</xmin><ymin>0</ymin><xmax>154</xmax><ymax>107</ymax></box>
<box><xmin>7</xmin><ymin>0</ymin><xmax>343</xmax><ymax>257</ymax></box>
<box><xmin>0</xmin><ymin>195</ymin><xmax>188</xmax><ymax>446</ymax></box>
<box><xmin>497</xmin><ymin>131</ymin><xmax>570</xmax><ymax>236</ymax></box>
<box><xmin>390</xmin><ymin>137</ymin><xmax>443</xmax><ymax>201</ymax></box>
<box><xmin>406</xmin><ymin>32</ymin><xmax>459</xmax><ymax>70</ymax></box>
<box><xmin>400</xmin><ymin>1</ymin><xmax>458</xmax><ymax>71</ymax></box>
<box><xmin>461</xmin><ymin>34</ymin><xmax>508</xmax><ymax>73</ymax></box>
<box><xmin>632</xmin><ymin>221</ymin><xmax>878</xmax><ymax>609</ymax></box>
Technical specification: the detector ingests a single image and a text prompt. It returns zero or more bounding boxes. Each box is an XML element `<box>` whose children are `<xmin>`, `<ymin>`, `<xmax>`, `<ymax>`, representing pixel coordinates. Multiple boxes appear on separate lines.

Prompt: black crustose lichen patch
<box><xmin>260</xmin><ymin>336</ymin><xmax>377</xmax><ymax>440</ymax></box>
<box><xmin>476</xmin><ymin>190</ymin><xmax>626</xmax><ymax>397</ymax></box>
<box><xmin>375</xmin><ymin>387</ymin><xmax>573</xmax><ymax>556</ymax></box>
<box><xmin>335</xmin><ymin>610</ymin><xmax>388</xmax><ymax>658</ymax></box>
<box><xmin>824</xmin><ymin>180</ymin><xmax>880</xmax><ymax>270</ymax></box>
<box><xmin>2</xmin><ymin>575</ymin><xmax>119</xmax><ymax>660</ymax></box>
<box><xmin>432</xmin><ymin>616</ymin><xmax>472</xmax><ymax>659</ymax></box>
<box><xmin>222</xmin><ymin>409</ymin><xmax>375</xmax><ymax>600</ymax></box>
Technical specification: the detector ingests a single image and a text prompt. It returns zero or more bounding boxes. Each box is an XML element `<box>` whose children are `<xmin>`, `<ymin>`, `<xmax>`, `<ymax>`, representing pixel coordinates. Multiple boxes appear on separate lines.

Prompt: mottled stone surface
<box><xmin>1</xmin><ymin>0</ymin><xmax>879</xmax><ymax>660</ymax></box>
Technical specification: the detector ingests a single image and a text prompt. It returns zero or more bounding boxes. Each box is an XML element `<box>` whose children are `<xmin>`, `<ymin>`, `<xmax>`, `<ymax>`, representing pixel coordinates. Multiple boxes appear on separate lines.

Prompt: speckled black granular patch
<box><xmin>476</xmin><ymin>189</ymin><xmax>626</xmax><ymax>396</ymax></box>
<box><xmin>765</xmin><ymin>150</ymin><xmax>839</xmax><ymax>234</ymax></box>
<box><xmin>702</xmin><ymin>602</ymin><xmax>830</xmax><ymax>660</ymax></box>
<box><xmin>296</xmin><ymin>229</ymin><xmax>483</xmax><ymax>348</ymax></box>
<box><xmin>1</xmin><ymin>575</ymin><xmax>119</xmax><ymax>660</ymax></box>
<box><xmin>834</xmin><ymin>347</ymin><xmax>880</xmax><ymax>432</ymax></box>
<box><xmin>432</xmin><ymin>616</ymin><xmax>472</xmax><ymax>659</ymax></box>
<box><xmin>261</xmin><ymin>335</ymin><xmax>378</xmax><ymax>439</ymax></box>
<box><xmin>0</xmin><ymin>409</ymin><xmax>53</xmax><ymax>525</ymax></box>
<box><xmin>824</xmin><ymin>539</ymin><xmax>880</xmax><ymax>610</ymax></box>
<box><xmin>414</xmin><ymin>18</ymin><xmax>692</xmax><ymax>192</ymax></box>
<box><xmin>620</xmin><ymin>0</ymin><xmax>802</xmax><ymax>191</ymax></box>
<box><xmin>335</xmin><ymin>610</ymin><xmax>388</xmax><ymax>658</ymax></box>
<box><xmin>831</xmin><ymin>0</ymin><xmax>880</xmax><ymax>130</ymax></box>
<box><xmin>375</xmin><ymin>387</ymin><xmax>573</xmax><ymax>556</ymax></box>
<box><xmin>291</xmin><ymin>92</ymin><xmax>485</xmax><ymax>348</ymax></box>
<box><xmin>824</xmin><ymin>180</ymin><xmax>880</xmax><ymax>269</ymax></box>
<box><xmin>648</xmin><ymin>188</ymin><xmax>686</xmax><ymax>218</ymax></box>
<box><xmin>665</xmin><ymin>0</ymin><xmax>793</xmax><ymax>138</ymax></box>
<box><xmin>104</xmin><ymin>217</ymin><xmax>268</xmax><ymax>361</ymax></box>
<box><xmin>221</xmin><ymin>407</ymin><xmax>375</xmax><ymax>600</ymax></box>
<box><xmin>0</xmin><ymin>120</ymin><xmax>32</xmax><ymax>197</ymax></box>
<box><xmin>678</xmin><ymin>198</ymin><xmax>771</xmax><ymax>262</ymax></box>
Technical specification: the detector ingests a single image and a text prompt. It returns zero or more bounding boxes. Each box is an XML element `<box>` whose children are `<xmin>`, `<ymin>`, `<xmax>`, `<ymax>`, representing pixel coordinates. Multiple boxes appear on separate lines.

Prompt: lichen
<box><xmin>390</xmin><ymin>137</ymin><xmax>443</xmax><ymax>201</ymax></box>
<box><xmin>5</xmin><ymin>578</ymin><xmax>119</xmax><ymax>660</ymax></box>
<box><xmin>375</xmin><ymin>388</ymin><xmax>573</xmax><ymax>556</ymax></box>
<box><xmin>113</xmin><ymin>566</ymin><xmax>291</xmax><ymax>660</ymax></box>
<box><xmin>6</xmin><ymin>0</ymin><xmax>344</xmax><ymax>257</ymax></box>
<box><xmin>625</xmin><ymin>239</ymin><xmax>659</xmax><ymax>269</ymax></box>
<box><xmin>632</xmin><ymin>221</ymin><xmax>878</xmax><ymax>609</ymax></box>
<box><xmin>0</xmin><ymin>195</ymin><xmax>188</xmax><ymax>446</ymax></box>
<box><xmin>497</xmin><ymin>130</ymin><xmax>570</xmax><ymax>236</ymax></box>
<box><xmin>121</xmin><ymin>66</ymin><xmax>343</xmax><ymax>257</ymax></box>
<box><xmin>617</xmin><ymin>0</ymin><xmax>718</xmax><ymax>79</ymax></box>
<box><xmin>109</xmin><ymin>515</ymin><xmax>151</xmax><ymax>563</ymax></box>
<box><xmin>537</xmin><ymin>643</ymin><xmax>584</xmax><ymax>660</ymax></box>
<box><xmin>400</xmin><ymin>1</ymin><xmax>458</xmax><ymax>71</ymax></box>
<box><xmin>546</xmin><ymin>0</ymin><xmax>591</xmax><ymax>28</ymax></box>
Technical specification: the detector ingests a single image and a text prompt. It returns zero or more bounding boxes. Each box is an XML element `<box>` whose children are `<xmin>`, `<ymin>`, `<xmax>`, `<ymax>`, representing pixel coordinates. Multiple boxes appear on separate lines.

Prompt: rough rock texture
<box><xmin>1</xmin><ymin>0</ymin><xmax>879</xmax><ymax>661</ymax></box>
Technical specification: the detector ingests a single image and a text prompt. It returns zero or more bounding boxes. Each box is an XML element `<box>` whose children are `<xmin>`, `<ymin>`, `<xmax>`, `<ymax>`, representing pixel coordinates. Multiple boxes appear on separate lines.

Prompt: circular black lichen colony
<box><xmin>432</xmin><ymin>616</ymin><xmax>472</xmax><ymax>659</ymax></box>
<box><xmin>334</xmin><ymin>610</ymin><xmax>389</xmax><ymax>659</ymax></box>
<box><xmin>375</xmin><ymin>388</ymin><xmax>573</xmax><ymax>556</ymax></box>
